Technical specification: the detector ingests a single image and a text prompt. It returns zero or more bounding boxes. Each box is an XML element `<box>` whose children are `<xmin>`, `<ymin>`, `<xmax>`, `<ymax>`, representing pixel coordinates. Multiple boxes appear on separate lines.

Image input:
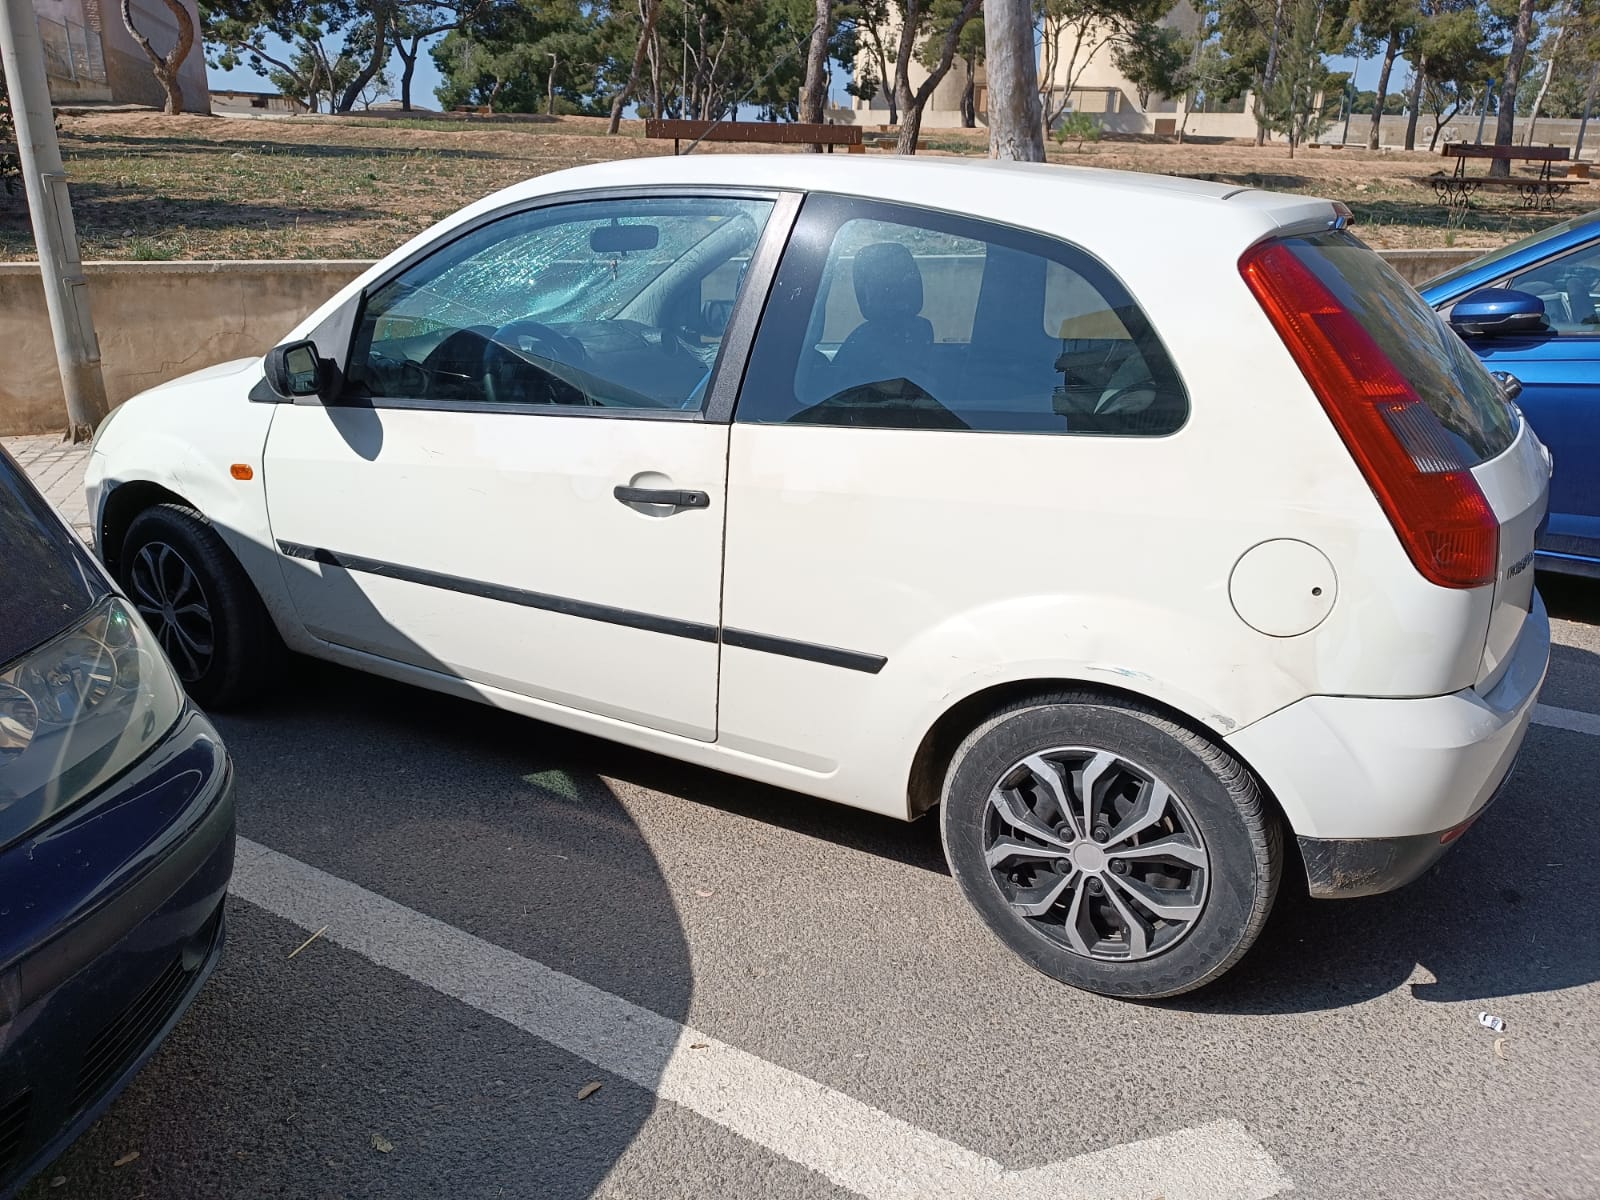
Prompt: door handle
<box><xmin>613</xmin><ymin>485</ymin><xmax>711</xmax><ymax>509</ymax></box>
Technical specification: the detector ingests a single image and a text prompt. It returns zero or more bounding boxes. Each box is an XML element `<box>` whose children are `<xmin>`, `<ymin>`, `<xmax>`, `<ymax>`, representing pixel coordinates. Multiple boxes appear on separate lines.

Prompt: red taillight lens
<box><xmin>1239</xmin><ymin>241</ymin><xmax>1498</xmax><ymax>589</ymax></box>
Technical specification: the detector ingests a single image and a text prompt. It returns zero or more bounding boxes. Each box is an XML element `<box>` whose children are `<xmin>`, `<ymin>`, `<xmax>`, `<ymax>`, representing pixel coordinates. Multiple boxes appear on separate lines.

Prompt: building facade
<box><xmin>35</xmin><ymin>0</ymin><xmax>210</xmax><ymax>114</ymax></box>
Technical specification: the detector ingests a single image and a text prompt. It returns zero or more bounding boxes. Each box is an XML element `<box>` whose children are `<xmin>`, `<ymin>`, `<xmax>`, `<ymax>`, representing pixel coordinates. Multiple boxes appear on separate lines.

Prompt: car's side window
<box><xmin>1508</xmin><ymin>241</ymin><xmax>1600</xmax><ymax>334</ymax></box>
<box><xmin>736</xmin><ymin>197</ymin><xmax>1187</xmax><ymax>435</ymax></box>
<box><xmin>346</xmin><ymin>196</ymin><xmax>774</xmax><ymax>412</ymax></box>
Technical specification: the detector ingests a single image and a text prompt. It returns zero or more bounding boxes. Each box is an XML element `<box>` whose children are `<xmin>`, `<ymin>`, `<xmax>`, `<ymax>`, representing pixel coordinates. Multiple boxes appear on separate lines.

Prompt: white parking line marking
<box><xmin>230</xmin><ymin>838</ymin><xmax>1291</xmax><ymax>1200</ymax></box>
<box><xmin>1534</xmin><ymin>703</ymin><xmax>1600</xmax><ymax>738</ymax></box>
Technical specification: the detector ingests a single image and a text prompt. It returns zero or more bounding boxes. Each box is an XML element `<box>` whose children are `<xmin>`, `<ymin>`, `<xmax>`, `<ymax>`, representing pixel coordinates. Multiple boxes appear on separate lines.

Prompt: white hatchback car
<box><xmin>87</xmin><ymin>155</ymin><xmax>1550</xmax><ymax>997</ymax></box>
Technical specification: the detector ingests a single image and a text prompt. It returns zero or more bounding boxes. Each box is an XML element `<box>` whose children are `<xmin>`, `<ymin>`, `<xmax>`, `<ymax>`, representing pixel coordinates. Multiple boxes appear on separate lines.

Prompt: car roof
<box><xmin>433</xmin><ymin>154</ymin><xmax>1337</xmax><ymax>258</ymax></box>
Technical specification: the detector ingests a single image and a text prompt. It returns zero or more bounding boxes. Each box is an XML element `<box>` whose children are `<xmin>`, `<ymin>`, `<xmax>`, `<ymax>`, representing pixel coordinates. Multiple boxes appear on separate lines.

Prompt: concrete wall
<box><xmin>1</xmin><ymin>260</ymin><xmax>367</xmax><ymax>436</ymax></box>
<box><xmin>1321</xmin><ymin>114</ymin><xmax>1597</xmax><ymax>156</ymax></box>
<box><xmin>0</xmin><ymin>249</ymin><xmax>1484</xmax><ymax>435</ymax></box>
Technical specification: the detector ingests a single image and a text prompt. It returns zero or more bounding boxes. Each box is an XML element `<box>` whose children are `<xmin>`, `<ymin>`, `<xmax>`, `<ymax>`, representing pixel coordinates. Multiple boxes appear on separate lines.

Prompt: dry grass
<box><xmin>0</xmin><ymin>109</ymin><xmax>1587</xmax><ymax>262</ymax></box>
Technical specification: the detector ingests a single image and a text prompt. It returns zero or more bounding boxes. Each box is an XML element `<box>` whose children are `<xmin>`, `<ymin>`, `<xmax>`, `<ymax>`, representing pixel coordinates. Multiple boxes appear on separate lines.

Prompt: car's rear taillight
<box><xmin>1239</xmin><ymin>241</ymin><xmax>1498</xmax><ymax>589</ymax></box>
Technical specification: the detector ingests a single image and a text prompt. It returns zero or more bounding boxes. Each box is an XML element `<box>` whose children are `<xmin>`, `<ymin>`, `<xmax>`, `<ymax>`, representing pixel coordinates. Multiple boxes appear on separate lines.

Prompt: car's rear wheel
<box><xmin>120</xmin><ymin>503</ymin><xmax>282</xmax><ymax>709</ymax></box>
<box><xmin>941</xmin><ymin>693</ymin><xmax>1281</xmax><ymax>999</ymax></box>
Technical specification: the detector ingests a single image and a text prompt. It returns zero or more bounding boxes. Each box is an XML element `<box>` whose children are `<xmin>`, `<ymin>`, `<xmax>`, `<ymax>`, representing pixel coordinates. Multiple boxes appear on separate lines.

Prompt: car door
<box><xmin>717</xmin><ymin>195</ymin><xmax>1191</xmax><ymax>796</ymax></box>
<box><xmin>262</xmin><ymin>190</ymin><xmax>794</xmax><ymax>741</ymax></box>
<box><xmin>1471</xmin><ymin>237</ymin><xmax>1600</xmax><ymax>558</ymax></box>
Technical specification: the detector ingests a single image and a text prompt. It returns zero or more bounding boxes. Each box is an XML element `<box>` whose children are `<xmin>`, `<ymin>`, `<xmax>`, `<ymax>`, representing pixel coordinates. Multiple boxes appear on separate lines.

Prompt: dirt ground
<box><xmin>0</xmin><ymin>110</ymin><xmax>1588</xmax><ymax>262</ymax></box>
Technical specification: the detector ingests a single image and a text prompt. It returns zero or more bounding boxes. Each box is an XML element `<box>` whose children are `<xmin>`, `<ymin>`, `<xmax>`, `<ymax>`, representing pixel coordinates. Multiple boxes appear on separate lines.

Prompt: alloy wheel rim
<box><xmin>128</xmin><ymin>541</ymin><xmax>215</xmax><ymax>682</ymax></box>
<box><xmin>982</xmin><ymin>748</ymin><xmax>1209</xmax><ymax>962</ymax></box>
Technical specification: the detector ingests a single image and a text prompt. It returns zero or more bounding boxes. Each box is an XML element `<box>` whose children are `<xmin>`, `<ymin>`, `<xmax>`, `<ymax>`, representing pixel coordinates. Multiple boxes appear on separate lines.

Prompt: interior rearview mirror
<box><xmin>590</xmin><ymin>222</ymin><xmax>659</xmax><ymax>254</ymax></box>
<box><xmin>1448</xmin><ymin>288</ymin><xmax>1549</xmax><ymax>338</ymax></box>
<box><xmin>264</xmin><ymin>339</ymin><xmax>329</xmax><ymax>400</ymax></box>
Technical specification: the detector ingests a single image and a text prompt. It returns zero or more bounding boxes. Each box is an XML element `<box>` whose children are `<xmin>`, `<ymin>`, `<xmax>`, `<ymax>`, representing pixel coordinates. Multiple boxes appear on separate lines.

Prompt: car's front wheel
<box><xmin>120</xmin><ymin>503</ymin><xmax>282</xmax><ymax>709</ymax></box>
<box><xmin>941</xmin><ymin>693</ymin><xmax>1281</xmax><ymax>999</ymax></box>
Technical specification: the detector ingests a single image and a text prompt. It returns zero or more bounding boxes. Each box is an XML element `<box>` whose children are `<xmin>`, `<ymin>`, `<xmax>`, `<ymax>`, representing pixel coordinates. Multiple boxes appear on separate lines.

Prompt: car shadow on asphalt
<box><xmin>258</xmin><ymin>623</ymin><xmax>1596</xmax><ymax>1023</ymax></box>
<box><xmin>249</xmin><ymin>653</ymin><xmax>951</xmax><ymax>879</ymax></box>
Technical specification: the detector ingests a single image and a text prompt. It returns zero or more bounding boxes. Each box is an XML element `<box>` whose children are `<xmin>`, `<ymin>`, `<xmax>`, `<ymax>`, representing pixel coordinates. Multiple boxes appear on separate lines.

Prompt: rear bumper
<box><xmin>1295</xmin><ymin>760</ymin><xmax>1517</xmax><ymax>898</ymax></box>
<box><xmin>0</xmin><ymin>708</ymin><xmax>235</xmax><ymax>1198</ymax></box>
<box><xmin>1227</xmin><ymin>592</ymin><xmax>1549</xmax><ymax>888</ymax></box>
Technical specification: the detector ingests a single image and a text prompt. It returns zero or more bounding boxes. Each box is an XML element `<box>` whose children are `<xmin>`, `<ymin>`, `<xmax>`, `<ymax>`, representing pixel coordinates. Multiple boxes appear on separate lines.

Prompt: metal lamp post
<box><xmin>0</xmin><ymin>0</ymin><xmax>108</xmax><ymax>441</ymax></box>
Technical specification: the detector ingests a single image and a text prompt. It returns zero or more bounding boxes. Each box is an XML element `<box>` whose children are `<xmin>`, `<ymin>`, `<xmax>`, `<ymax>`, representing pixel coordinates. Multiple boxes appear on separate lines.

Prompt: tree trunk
<box><xmin>1524</xmin><ymin>2</ymin><xmax>1569</xmax><ymax>145</ymax></box>
<box><xmin>799</xmin><ymin>0</ymin><xmax>831</xmax><ymax>150</ymax></box>
<box><xmin>1576</xmin><ymin>62</ymin><xmax>1599</xmax><ymax>157</ymax></box>
<box><xmin>1255</xmin><ymin>0</ymin><xmax>1287</xmax><ymax>146</ymax></box>
<box><xmin>863</xmin><ymin>24</ymin><xmax>896</xmax><ymax>125</ymax></box>
<box><xmin>547</xmin><ymin>54</ymin><xmax>558</xmax><ymax>116</ymax></box>
<box><xmin>392</xmin><ymin>33</ymin><xmax>416</xmax><ymax>111</ymax></box>
<box><xmin>961</xmin><ymin>54</ymin><xmax>975</xmax><ymax>126</ymax></box>
<box><xmin>338</xmin><ymin>4</ymin><xmax>390</xmax><ymax>113</ymax></box>
<box><xmin>609</xmin><ymin>0</ymin><xmax>659</xmax><ymax>134</ymax></box>
<box><xmin>120</xmin><ymin>0</ymin><xmax>193</xmax><ymax>114</ymax></box>
<box><xmin>890</xmin><ymin>0</ymin><xmax>922</xmax><ymax>151</ymax></box>
<box><xmin>1491</xmin><ymin>0</ymin><xmax>1537</xmax><ymax>175</ymax></box>
<box><xmin>1368</xmin><ymin>28</ymin><xmax>1399</xmax><ymax>150</ymax></box>
<box><xmin>895</xmin><ymin>93</ymin><xmax>925</xmax><ymax>151</ymax></box>
<box><xmin>647</xmin><ymin>22</ymin><xmax>661</xmax><ymax>117</ymax></box>
<box><xmin>894</xmin><ymin>0</ymin><xmax>981</xmax><ymax>154</ymax></box>
<box><xmin>985</xmin><ymin>0</ymin><xmax>1043</xmax><ymax>160</ymax></box>
<box><xmin>1427</xmin><ymin>100</ymin><xmax>1460</xmax><ymax>151</ymax></box>
<box><xmin>1403</xmin><ymin>54</ymin><xmax>1424</xmax><ymax>150</ymax></box>
<box><xmin>1525</xmin><ymin>56</ymin><xmax>1556</xmax><ymax>144</ymax></box>
<box><xmin>893</xmin><ymin>72</ymin><xmax>917</xmax><ymax>150</ymax></box>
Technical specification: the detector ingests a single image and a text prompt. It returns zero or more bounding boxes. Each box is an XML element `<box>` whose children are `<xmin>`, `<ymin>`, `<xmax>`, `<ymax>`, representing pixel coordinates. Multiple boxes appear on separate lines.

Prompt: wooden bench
<box><xmin>645</xmin><ymin>119</ymin><xmax>863</xmax><ymax>155</ymax></box>
<box><xmin>1418</xmin><ymin>144</ymin><xmax>1588</xmax><ymax>210</ymax></box>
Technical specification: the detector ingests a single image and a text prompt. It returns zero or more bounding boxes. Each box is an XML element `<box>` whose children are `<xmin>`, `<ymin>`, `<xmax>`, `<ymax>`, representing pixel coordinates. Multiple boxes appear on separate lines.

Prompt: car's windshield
<box><xmin>1426</xmin><ymin>209</ymin><xmax>1600</xmax><ymax>295</ymax></box>
<box><xmin>0</xmin><ymin>450</ymin><xmax>104</xmax><ymax>666</ymax></box>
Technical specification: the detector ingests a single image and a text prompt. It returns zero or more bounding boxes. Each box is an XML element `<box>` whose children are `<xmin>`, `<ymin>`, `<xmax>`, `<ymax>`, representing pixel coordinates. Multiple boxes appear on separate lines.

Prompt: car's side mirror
<box><xmin>264</xmin><ymin>339</ymin><xmax>331</xmax><ymax>400</ymax></box>
<box><xmin>1448</xmin><ymin>288</ymin><xmax>1549</xmax><ymax>338</ymax></box>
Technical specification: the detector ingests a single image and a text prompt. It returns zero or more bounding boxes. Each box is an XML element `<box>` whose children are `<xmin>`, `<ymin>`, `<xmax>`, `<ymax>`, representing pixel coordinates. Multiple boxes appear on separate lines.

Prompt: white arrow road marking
<box><xmin>231</xmin><ymin>838</ymin><xmax>1290</xmax><ymax>1200</ymax></box>
<box><xmin>1534</xmin><ymin>703</ymin><xmax>1600</xmax><ymax>739</ymax></box>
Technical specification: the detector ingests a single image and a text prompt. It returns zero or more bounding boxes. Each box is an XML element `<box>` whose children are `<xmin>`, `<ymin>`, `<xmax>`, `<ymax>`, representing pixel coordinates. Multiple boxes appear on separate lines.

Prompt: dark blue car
<box><xmin>1422</xmin><ymin>209</ymin><xmax>1600</xmax><ymax>577</ymax></box>
<box><xmin>0</xmin><ymin>446</ymin><xmax>234</xmax><ymax>1197</ymax></box>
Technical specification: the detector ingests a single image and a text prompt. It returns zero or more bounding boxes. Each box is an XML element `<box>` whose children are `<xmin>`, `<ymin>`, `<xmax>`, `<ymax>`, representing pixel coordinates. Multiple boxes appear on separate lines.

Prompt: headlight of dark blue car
<box><xmin>0</xmin><ymin>597</ymin><xmax>184</xmax><ymax>847</ymax></box>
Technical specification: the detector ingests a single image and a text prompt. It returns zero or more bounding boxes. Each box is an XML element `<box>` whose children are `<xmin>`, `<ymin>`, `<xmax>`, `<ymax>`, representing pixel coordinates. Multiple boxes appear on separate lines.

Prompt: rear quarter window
<box><xmin>736</xmin><ymin>197</ymin><xmax>1188</xmax><ymax>436</ymax></box>
<box><xmin>1286</xmin><ymin>232</ymin><xmax>1516</xmax><ymax>464</ymax></box>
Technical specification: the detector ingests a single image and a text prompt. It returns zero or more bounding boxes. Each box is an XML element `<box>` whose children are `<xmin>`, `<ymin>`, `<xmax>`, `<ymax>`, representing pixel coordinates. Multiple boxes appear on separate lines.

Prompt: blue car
<box><xmin>1422</xmin><ymin>209</ymin><xmax>1600</xmax><ymax>577</ymax></box>
<box><xmin>0</xmin><ymin>446</ymin><xmax>234</xmax><ymax>1197</ymax></box>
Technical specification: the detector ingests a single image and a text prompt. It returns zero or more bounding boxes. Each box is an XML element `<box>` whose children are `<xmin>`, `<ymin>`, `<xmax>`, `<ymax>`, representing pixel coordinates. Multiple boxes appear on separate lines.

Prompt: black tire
<box><xmin>120</xmin><ymin>502</ymin><xmax>283</xmax><ymax>709</ymax></box>
<box><xmin>940</xmin><ymin>692</ymin><xmax>1281</xmax><ymax>999</ymax></box>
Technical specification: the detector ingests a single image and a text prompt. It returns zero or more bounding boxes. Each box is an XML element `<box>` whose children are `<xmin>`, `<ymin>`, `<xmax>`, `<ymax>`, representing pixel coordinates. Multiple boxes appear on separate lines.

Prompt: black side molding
<box><xmin>276</xmin><ymin>541</ymin><xmax>888</xmax><ymax>674</ymax></box>
<box><xmin>720</xmin><ymin>628</ymin><xmax>887</xmax><ymax>674</ymax></box>
<box><xmin>277</xmin><ymin>541</ymin><xmax>718</xmax><ymax>643</ymax></box>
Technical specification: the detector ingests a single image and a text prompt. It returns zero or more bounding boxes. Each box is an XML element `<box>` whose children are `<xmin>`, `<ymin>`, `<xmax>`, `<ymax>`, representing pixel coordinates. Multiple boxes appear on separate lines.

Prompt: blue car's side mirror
<box><xmin>1448</xmin><ymin>288</ymin><xmax>1549</xmax><ymax>338</ymax></box>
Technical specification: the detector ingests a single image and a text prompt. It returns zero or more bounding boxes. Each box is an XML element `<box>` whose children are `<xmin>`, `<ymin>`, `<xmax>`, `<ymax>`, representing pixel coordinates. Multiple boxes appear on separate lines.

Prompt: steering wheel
<box><xmin>483</xmin><ymin>319</ymin><xmax>593</xmax><ymax>406</ymax></box>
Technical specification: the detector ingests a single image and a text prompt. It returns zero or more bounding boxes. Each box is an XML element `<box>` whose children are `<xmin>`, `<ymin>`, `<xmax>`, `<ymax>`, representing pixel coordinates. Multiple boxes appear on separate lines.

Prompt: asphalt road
<box><xmin>22</xmin><ymin>576</ymin><xmax>1600</xmax><ymax>1200</ymax></box>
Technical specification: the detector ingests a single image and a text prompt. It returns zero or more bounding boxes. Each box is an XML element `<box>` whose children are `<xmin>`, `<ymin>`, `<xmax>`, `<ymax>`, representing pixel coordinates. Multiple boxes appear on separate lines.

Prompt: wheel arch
<box><xmin>905</xmin><ymin>677</ymin><xmax>1298</xmax><ymax>857</ymax></box>
<box><xmin>99</xmin><ymin>479</ymin><xmax>190</xmax><ymax>576</ymax></box>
